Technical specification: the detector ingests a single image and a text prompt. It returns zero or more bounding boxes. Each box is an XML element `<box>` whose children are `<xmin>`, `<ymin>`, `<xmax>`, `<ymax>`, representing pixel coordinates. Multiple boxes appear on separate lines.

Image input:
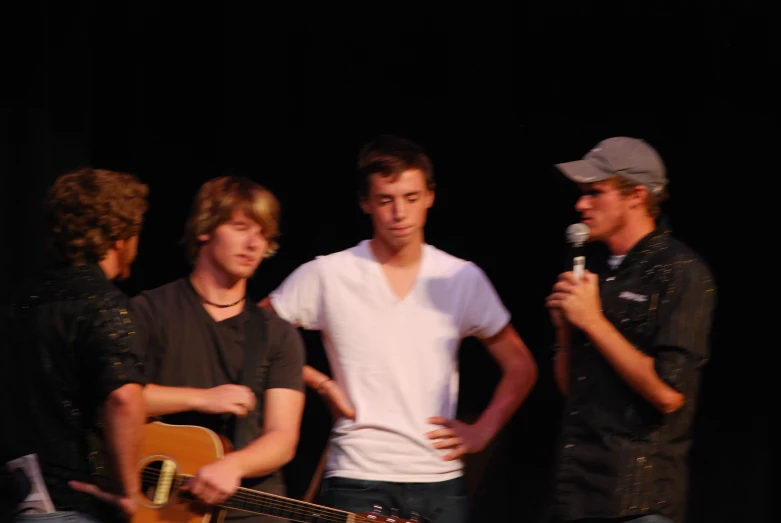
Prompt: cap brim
<box><xmin>554</xmin><ymin>160</ymin><xmax>611</xmax><ymax>184</ymax></box>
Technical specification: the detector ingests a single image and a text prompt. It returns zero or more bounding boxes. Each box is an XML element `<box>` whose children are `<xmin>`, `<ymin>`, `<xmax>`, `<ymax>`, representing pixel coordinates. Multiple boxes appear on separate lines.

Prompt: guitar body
<box><xmin>135</xmin><ymin>421</ymin><xmax>231</xmax><ymax>523</ymax></box>
<box><xmin>135</xmin><ymin>421</ymin><xmax>420</xmax><ymax>523</ymax></box>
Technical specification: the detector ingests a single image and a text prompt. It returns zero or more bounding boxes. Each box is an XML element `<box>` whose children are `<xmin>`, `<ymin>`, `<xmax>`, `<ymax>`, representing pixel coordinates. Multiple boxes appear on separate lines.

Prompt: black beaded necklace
<box><xmin>188</xmin><ymin>278</ymin><xmax>246</xmax><ymax>308</ymax></box>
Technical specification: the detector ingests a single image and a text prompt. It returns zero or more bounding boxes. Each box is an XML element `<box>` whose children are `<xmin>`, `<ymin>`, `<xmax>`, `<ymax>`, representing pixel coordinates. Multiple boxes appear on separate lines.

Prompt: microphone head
<box><xmin>566</xmin><ymin>223</ymin><xmax>590</xmax><ymax>245</ymax></box>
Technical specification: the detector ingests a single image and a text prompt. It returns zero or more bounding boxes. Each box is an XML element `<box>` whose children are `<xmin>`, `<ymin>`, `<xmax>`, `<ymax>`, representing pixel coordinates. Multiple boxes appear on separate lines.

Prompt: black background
<box><xmin>2</xmin><ymin>3</ymin><xmax>772</xmax><ymax>522</ymax></box>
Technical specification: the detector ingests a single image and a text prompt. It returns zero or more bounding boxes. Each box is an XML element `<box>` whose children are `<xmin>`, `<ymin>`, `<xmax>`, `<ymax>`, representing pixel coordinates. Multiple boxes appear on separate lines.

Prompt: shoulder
<box><xmin>254</xmin><ymin>307</ymin><xmax>304</xmax><ymax>347</ymax></box>
<box><xmin>132</xmin><ymin>279</ymin><xmax>187</xmax><ymax>309</ymax></box>
<box><xmin>648</xmin><ymin>236</ymin><xmax>716</xmax><ymax>298</ymax></box>
<box><xmin>315</xmin><ymin>241</ymin><xmax>371</xmax><ymax>269</ymax></box>
<box><xmin>64</xmin><ymin>268</ymin><xmax>132</xmax><ymax>318</ymax></box>
<box><xmin>24</xmin><ymin>265</ymin><xmax>125</xmax><ymax>308</ymax></box>
<box><xmin>287</xmin><ymin>241</ymin><xmax>374</xmax><ymax>281</ymax></box>
<box><xmin>424</xmin><ymin>244</ymin><xmax>488</xmax><ymax>281</ymax></box>
<box><xmin>258</xmin><ymin>306</ymin><xmax>294</xmax><ymax>331</ymax></box>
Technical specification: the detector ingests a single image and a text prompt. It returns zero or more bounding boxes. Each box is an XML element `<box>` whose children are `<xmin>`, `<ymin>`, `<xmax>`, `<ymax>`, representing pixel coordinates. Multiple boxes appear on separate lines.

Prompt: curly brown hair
<box><xmin>46</xmin><ymin>168</ymin><xmax>149</xmax><ymax>265</ymax></box>
<box><xmin>183</xmin><ymin>176</ymin><xmax>281</xmax><ymax>264</ymax></box>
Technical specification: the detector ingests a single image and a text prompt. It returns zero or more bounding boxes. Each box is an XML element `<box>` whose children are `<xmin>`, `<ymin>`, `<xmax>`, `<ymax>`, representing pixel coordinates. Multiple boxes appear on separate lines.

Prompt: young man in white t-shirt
<box><xmin>260</xmin><ymin>135</ymin><xmax>538</xmax><ymax>523</ymax></box>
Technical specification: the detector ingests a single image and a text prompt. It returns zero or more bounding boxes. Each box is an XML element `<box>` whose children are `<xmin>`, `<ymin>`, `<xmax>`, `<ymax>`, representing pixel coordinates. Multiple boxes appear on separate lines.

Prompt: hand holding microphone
<box><xmin>547</xmin><ymin>223</ymin><xmax>592</xmax><ymax>331</ymax></box>
<box><xmin>566</xmin><ymin>223</ymin><xmax>589</xmax><ymax>279</ymax></box>
<box><xmin>548</xmin><ymin>223</ymin><xmax>606</xmax><ymax>331</ymax></box>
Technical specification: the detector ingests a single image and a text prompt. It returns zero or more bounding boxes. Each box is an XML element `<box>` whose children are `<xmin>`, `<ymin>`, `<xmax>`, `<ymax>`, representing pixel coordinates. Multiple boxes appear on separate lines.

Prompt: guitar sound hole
<box><xmin>139</xmin><ymin>457</ymin><xmax>179</xmax><ymax>507</ymax></box>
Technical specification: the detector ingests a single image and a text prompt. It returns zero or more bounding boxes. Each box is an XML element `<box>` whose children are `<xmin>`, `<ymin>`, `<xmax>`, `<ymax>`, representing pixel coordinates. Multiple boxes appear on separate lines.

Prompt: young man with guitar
<box><xmin>2</xmin><ymin>168</ymin><xmax>149</xmax><ymax>523</ymax></box>
<box><xmin>122</xmin><ymin>177</ymin><xmax>306</xmax><ymax>523</ymax></box>
<box><xmin>260</xmin><ymin>135</ymin><xmax>539</xmax><ymax>523</ymax></box>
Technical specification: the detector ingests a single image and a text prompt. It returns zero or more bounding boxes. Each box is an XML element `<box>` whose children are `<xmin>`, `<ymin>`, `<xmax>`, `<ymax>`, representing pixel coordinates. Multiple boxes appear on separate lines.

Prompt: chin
<box><xmin>388</xmin><ymin>238</ymin><xmax>413</xmax><ymax>250</ymax></box>
<box><xmin>230</xmin><ymin>265</ymin><xmax>260</xmax><ymax>280</ymax></box>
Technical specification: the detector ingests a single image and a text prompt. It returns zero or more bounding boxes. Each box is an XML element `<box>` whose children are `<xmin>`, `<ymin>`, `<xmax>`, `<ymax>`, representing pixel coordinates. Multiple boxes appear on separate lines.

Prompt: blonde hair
<box><xmin>183</xmin><ymin>176</ymin><xmax>280</xmax><ymax>263</ymax></box>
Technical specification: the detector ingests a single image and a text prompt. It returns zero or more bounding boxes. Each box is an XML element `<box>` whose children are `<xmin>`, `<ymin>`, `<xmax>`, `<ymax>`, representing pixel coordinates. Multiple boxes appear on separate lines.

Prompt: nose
<box><xmin>247</xmin><ymin>231</ymin><xmax>266</xmax><ymax>251</ymax></box>
<box><xmin>575</xmin><ymin>195</ymin><xmax>591</xmax><ymax>213</ymax></box>
<box><xmin>392</xmin><ymin>199</ymin><xmax>407</xmax><ymax>221</ymax></box>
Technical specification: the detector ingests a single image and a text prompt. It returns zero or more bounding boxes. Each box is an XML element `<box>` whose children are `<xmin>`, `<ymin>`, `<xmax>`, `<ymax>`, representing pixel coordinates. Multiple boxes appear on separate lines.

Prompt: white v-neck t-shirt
<box><xmin>269</xmin><ymin>240</ymin><xmax>511</xmax><ymax>482</ymax></box>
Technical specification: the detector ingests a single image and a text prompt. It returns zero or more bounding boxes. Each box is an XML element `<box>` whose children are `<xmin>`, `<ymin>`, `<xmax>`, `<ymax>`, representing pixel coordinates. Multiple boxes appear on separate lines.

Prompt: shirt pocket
<box><xmin>611</xmin><ymin>289</ymin><xmax>654</xmax><ymax>338</ymax></box>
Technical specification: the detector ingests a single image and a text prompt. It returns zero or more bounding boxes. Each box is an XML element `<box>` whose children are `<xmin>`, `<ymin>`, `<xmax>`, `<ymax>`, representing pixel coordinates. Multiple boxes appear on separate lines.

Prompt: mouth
<box><xmin>390</xmin><ymin>226</ymin><xmax>413</xmax><ymax>235</ymax></box>
<box><xmin>236</xmin><ymin>255</ymin><xmax>257</xmax><ymax>265</ymax></box>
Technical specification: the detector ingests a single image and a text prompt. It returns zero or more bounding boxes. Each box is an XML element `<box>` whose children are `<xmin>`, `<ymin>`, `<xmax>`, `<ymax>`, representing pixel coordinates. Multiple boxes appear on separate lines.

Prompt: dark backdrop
<box><xmin>2</xmin><ymin>3</ymin><xmax>772</xmax><ymax>523</ymax></box>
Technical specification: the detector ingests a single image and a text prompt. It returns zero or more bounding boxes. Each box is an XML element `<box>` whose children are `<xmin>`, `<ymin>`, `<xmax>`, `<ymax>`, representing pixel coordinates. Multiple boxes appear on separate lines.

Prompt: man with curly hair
<box><xmin>1</xmin><ymin>168</ymin><xmax>149</xmax><ymax>523</ymax></box>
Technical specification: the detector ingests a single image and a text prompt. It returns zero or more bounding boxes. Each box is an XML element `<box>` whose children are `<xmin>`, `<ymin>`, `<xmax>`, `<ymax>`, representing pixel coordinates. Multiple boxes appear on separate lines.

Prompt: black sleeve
<box><xmin>82</xmin><ymin>288</ymin><xmax>146</xmax><ymax>401</ymax></box>
<box><xmin>265</xmin><ymin>320</ymin><xmax>306</xmax><ymax>393</ymax></box>
<box><xmin>650</xmin><ymin>260</ymin><xmax>717</xmax><ymax>391</ymax></box>
<box><xmin>129</xmin><ymin>292</ymin><xmax>165</xmax><ymax>382</ymax></box>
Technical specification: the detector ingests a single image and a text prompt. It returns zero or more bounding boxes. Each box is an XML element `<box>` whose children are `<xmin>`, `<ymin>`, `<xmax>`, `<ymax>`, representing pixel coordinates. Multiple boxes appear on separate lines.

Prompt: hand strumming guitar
<box><xmin>181</xmin><ymin>456</ymin><xmax>244</xmax><ymax>506</ymax></box>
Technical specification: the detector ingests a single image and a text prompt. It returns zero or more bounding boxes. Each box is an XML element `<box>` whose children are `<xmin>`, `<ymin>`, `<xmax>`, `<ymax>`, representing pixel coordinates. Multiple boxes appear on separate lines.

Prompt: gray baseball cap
<box><xmin>555</xmin><ymin>136</ymin><xmax>668</xmax><ymax>195</ymax></box>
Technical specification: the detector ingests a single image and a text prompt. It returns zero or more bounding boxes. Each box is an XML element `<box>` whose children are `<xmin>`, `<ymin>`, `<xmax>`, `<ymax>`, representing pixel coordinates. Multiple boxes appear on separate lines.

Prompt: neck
<box><xmin>370</xmin><ymin>235</ymin><xmax>424</xmax><ymax>268</ymax></box>
<box><xmin>605</xmin><ymin>214</ymin><xmax>656</xmax><ymax>255</ymax></box>
<box><xmin>190</xmin><ymin>257</ymin><xmax>247</xmax><ymax>307</ymax></box>
<box><xmin>98</xmin><ymin>252</ymin><xmax>120</xmax><ymax>280</ymax></box>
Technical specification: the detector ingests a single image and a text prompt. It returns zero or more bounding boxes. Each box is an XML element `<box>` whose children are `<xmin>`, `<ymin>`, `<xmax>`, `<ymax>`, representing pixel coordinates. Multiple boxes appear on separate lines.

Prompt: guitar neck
<box><xmin>177</xmin><ymin>476</ymin><xmax>356</xmax><ymax>523</ymax></box>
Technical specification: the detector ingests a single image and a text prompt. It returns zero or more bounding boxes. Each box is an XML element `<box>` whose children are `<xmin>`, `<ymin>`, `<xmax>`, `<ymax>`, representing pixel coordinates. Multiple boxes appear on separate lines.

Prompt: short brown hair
<box><xmin>46</xmin><ymin>168</ymin><xmax>149</xmax><ymax>265</ymax></box>
<box><xmin>356</xmin><ymin>135</ymin><xmax>435</xmax><ymax>198</ymax></box>
<box><xmin>611</xmin><ymin>175</ymin><xmax>669</xmax><ymax>219</ymax></box>
<box><xmin>183</xmin><ymin>176</ymin><xmax>281</xmax><ymax>263</ymax></box>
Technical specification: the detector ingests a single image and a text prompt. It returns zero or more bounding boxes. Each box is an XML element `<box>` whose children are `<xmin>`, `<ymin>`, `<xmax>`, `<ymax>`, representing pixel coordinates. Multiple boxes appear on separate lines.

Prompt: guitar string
<box><xmin>140</xmin><ymin>471</ymin><xmax>351</xmax><ymax>523</ymax></box>
<box><xmin>144</xmin><ymin>478</ymin><xmax>356</xmax><ymax>523</ymax></box>
<box><xmin>139</xmin><ymin>470</ymin><xmax>401</xmax><ymax>523</ymax></box>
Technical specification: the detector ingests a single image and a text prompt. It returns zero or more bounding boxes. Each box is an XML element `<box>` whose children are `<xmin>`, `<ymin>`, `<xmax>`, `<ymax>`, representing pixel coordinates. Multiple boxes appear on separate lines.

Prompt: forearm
<box><xmin>142</xmin><ymin>384</ymin><xmax>205</xmax><ymax>417</ymax></box>
<box><xmin>221</xmin><ymin>429</ymin><xmax>299</xmax><ymax>478</ymax></box>
<box><xmin>303</xmin><ymin>364</ymin><xmax>330</xmax><ymax>390</ymax></box>
<box><xmin>474</xmin><ymin>356</ymin><xmax>537</xmax><ymax>441</ymax></box>
<box><xmin>553</xmin><ymin>328</ymin><xmax>571</xmax><ymax>395</ymax></box>
<box><xmin>583</xmin><ymin>317</ymin><xmax>684</xmax><ymax>414</ymax></box>
<box><xmin>103</xmin><ymin>384</ymin><xmax>146</xmax><ymax>497</ymax></box>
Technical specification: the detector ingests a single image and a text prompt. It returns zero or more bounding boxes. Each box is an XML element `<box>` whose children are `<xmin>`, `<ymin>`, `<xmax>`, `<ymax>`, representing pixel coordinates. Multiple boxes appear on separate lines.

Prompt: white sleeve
<box><xmin>269</xmin><ymin>259</ymin><xmax>324</xmax><ymax>330</ymax></box>
<box><xmin>460</xmin><ymin>262</ymin><xmax>511</xmax><ymax>339</ymax></box>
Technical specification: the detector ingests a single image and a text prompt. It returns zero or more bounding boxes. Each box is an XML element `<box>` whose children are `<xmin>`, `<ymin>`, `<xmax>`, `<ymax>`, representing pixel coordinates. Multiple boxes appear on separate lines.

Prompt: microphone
<box><xmin>566</xmin><ymin>223</ymin><xmax>590</xmax><ymax>279</ymax></box>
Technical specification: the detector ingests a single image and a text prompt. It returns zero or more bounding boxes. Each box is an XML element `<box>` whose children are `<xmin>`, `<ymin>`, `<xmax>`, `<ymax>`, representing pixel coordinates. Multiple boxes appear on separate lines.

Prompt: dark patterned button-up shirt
<box><xmin>550</xmin><ymin>227</ymin><xmax>717</xmax><ymax>523</ymax></box>
<box><xmin>1</xmin><ymin>264</ymin><xmax>145</xmax><ymax>522</ymax></box>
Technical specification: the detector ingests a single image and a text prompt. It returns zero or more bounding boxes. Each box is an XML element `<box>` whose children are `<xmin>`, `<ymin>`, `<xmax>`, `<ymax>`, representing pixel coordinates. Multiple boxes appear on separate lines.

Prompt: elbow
<box><xmin>520</xmin><ymin>348</ymin><xmax>539</xmax><ymax>387</ymax></box>
<box><xmin>656</xmin><ymin>390</ymin><xmax>685</xmax><ymax>415</ymax></box>
<box><xmin>105</xmin><ymin>383</ymin><xmax>146</xmax><ymax>420</ymax></box>
<box><xmin>282</xmin><ymin>440</ymin><xmax>299</xmax><ymax>466</ymax></box>
<box><xmin>106</xmin><ymin>383</ymin><xmax>144</xmax><ymax>410</ymax></box>
<box><xmin>277</xmin><ymin>429</ymin><xmax>300</xmax><ymax>465</ymax></box>
<box><xmin>508</xmin><ymin>351</ymin><xmax>538</xmax><ymax>392</ymax></box>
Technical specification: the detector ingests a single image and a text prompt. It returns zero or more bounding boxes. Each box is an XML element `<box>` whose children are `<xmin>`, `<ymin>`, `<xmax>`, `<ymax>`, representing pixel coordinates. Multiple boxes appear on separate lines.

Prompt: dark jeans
<box><xmin>11</xmin><ymin>512</ymin><xmax>101</xmax><ymax>523</ymax></box>
<box><xmin>319</xmin><ymin>476</ymin><xmax>469</xmax><ymax>523</ymax></box>
<box><xmin>549</xmin><ymin>517</ymin><xmax>673</xmax><ymax>523</ymax></box>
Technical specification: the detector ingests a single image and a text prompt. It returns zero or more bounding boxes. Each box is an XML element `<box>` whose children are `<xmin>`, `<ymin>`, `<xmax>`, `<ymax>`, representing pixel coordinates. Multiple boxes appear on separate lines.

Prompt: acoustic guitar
<box><xmin>135</xmin><ymin>421</ymin><xmax>421</xmax><ymax>523</ymax></box>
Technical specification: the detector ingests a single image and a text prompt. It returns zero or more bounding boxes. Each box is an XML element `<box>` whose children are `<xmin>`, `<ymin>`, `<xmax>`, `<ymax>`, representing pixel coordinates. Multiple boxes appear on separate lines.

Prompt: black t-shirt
<box><xmin>1</xmin><ymin>264</ymin><xmax>146</xmax><ymax>523</ymax></box>
<box><xmin>130</xmin><ymin>278</ymin><xmax>305</xmax><ymax>523</ymax></box>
